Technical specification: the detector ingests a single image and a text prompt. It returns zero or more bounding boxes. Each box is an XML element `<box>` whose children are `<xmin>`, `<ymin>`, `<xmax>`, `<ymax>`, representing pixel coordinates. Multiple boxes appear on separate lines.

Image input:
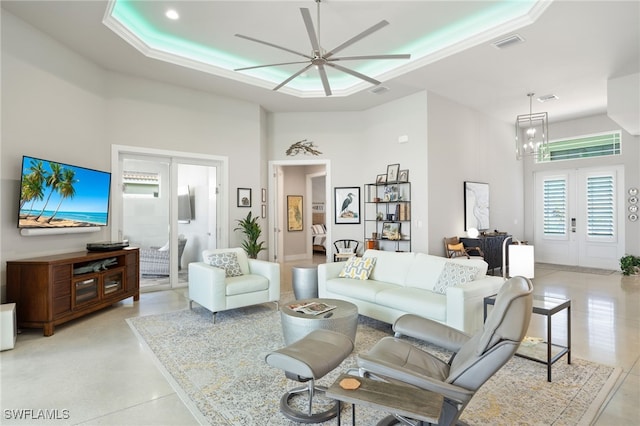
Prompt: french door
<box><xmin>112</xmin><ymin>146</ymin><xmax>228</xmax><ymax>290</ymax></box>
<box><xmin>533</xmin><ymin>166</ymin><xmax>625</xmax><ymax>270</ymax></box>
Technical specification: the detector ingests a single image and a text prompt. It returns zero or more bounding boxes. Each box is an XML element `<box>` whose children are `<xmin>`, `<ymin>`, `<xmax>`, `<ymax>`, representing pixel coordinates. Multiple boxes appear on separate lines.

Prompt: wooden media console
<box><xmin>6</xmin><ymin>248</ymin><xmax>139</xmax><ymax>336</ymax></box>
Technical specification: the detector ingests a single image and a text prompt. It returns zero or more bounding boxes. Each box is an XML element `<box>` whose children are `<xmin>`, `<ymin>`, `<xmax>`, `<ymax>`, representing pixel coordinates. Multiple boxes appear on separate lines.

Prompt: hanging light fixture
<box><xmin>515</xmin><ymin>93</ymin><xmax>549</xmax><ymax>160</ymax></box>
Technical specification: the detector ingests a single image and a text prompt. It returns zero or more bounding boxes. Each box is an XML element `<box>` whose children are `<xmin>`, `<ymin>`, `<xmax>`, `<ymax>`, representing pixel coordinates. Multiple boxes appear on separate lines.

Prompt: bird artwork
<box><xmin>340</xmin><ymin>193</ymin><xmax>355</xmax><ymax>217</ymax></box>
<box><xmin>286</xmin><ymin>139</ymin><xmax>322</xmax><ymax>156</ymax></box>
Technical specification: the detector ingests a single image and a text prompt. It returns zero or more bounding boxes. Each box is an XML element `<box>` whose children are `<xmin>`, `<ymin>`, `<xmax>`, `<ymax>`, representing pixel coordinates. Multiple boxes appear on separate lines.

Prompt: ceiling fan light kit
<box><xmin>234</xmin><ymin>0</ymin><xmax>410</xmax><ymax>96</ymax></box>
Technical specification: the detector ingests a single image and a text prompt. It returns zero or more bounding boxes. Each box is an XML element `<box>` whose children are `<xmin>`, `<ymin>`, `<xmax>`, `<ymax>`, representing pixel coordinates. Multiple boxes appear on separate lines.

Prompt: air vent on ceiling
<box><xmin>537</xmin><ymin>94</ymin><xmax>559</xmax><ymax>102</ymax></box>
<box><xmin>491</xmin><ymin>34</ymin><xmax>525</xmax><ymax>49</ymax></box>
<box><xmin>370</xmin><ymin>86</ymin><xmax>390</xmax><ymax>95</ymax></box>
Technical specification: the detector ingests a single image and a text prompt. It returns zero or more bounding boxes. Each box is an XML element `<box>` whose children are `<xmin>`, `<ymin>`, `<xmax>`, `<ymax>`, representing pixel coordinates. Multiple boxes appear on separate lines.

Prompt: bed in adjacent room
<box><xmin>311</xmin><ymin>212</ymin><xmax>326</xmax><ymax>254</ymax></box>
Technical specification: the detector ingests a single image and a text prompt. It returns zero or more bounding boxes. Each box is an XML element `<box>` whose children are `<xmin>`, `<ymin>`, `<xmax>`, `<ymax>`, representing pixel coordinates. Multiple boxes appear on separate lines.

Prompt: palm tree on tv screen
<box><xmin>35</xmin><ymin>162</ymin><xmax>63</xmax><ymax>221</ymax></box>
<box><xmin>47</xmin><ymin>168</ymin><xmax>77</xmax><ymax>223</ymax></box>
<box><xmin>20</xmin><ymin>159</ymin><xmax>48</xmax><ymax>215</ymax></box>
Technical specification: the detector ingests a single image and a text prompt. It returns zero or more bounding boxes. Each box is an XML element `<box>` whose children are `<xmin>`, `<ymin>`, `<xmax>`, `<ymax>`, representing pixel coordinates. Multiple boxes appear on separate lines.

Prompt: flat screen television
<box><xmin>18</xmin><ymin>155</ymin><xmax>111</xmax><ymax>229</ymax></box>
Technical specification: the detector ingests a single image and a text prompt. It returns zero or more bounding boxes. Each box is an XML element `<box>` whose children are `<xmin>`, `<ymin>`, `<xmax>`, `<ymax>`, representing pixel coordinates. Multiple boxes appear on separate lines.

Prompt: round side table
<box><xmin>291</xmin><ymin>264</ymin><xmax>319</xmax><ymax>300</ymax></box>
<box><xmin>280</xmin><ymin>298</ymin><xmax>358</xmax><ymax>345</ymax></box>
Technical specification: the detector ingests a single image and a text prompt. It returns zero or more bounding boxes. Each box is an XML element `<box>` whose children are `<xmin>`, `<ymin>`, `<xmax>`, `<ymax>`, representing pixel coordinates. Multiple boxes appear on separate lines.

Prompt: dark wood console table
<box><xmin>6</xmin><ymin>248</ymin><xmax>139</xmax><ymax>336</ymax></box>
<box><xmin>460</xmin><ymin>234</ymin><xmax>510</xmax><ymax>274</ymax></box>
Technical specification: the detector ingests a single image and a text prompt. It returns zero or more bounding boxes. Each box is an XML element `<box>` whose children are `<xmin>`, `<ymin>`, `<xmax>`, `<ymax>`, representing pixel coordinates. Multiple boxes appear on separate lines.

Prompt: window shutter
<box><xmin>586</xmin><ymin>174</ymin><xmax>615</xmax><ymax>238</ymax></box>
<box><xmin>543</xmin><ymin>178</ymin><xmax>567</xmax><ymax>236</ymax></box>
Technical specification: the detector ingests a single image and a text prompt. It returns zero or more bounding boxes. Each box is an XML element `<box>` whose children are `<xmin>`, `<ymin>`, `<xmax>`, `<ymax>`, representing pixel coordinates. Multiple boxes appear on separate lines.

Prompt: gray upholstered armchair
<box><xmin>139</xmin><ymin>236</ymin><xmax>187</xmax><ymax>276</ymax></box>
<box><xmin>357</xmin><ymin>276</ymin><xmax>533</xmax><ymax>425</ymax></box>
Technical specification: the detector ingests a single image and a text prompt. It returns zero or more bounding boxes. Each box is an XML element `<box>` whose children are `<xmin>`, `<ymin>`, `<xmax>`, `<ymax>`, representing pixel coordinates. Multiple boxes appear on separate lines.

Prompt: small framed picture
<box><xmin>287</xmin><ymin>195</ymin><xmax>303</xmax><ymax>231</ymax></box>
<box><xmin>381</xmin><ymin>221</ymin><xmax>401</xmax><ymax>239</ymax></box>
<box><xmin>398</xmin><ymin>169</ymin><xmax>409</xmax><ymax>182</ymax></box>
<box><xmin>376</xmin><ymin>174</ymin><xmax>387</xmax><ymax>184</ymax></box>
<box><xmin>386</xmin><ymin>164</ymin><xmax>400</xmax><ymax>183</ymax></box>
<box><xmin>237</xmin><ymin>188</ymin><xmax>251</xmax><ymax>207</ymax></box>
<box><xmin>261</xmin><ymin>204</ymin><xmax>267</xmax><ymax>218</ymax></box>
<box><xmin>261</xmin><ymin>188</ymin><xmax>267</xmax><ymax>203</ymax></box>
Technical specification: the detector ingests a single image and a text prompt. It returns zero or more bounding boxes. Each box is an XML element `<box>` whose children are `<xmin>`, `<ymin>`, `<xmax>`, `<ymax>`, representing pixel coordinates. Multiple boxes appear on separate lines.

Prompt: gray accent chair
<box><xmin>139</xmin><ymin>236</ymin><xmax>187</xmax><ymax>276</ymax></box>
<box><xmin>266</xmin><ymin>329</ymin><xmax>354</xmax><ymax>423</ymax></box>
<box><xmin>357</xmin><ymin>276</ymin><xmax>533</xmax><ymax>426</ymax></box>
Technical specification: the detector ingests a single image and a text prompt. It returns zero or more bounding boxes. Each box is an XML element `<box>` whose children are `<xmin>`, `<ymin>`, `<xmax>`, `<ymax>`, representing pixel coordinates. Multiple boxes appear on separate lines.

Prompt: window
<box><xmin>122</xmin><ymin>171</ymin><xmax>159</xmax><ymax>198</ymax></box>
<box><xmin>540</xmin><ymin>131</ymin><xmax>621</xmax><ymax>162</ymax></box>
<box><xmin>543</xmin><ymin>178</ymin><xmax>567</xmax><ymax>237</ymax></box>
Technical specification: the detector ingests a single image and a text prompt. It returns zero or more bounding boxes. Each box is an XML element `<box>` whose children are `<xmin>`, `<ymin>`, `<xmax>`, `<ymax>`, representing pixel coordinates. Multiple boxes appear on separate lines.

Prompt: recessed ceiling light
<box><xmin>165</xmin><ymin>9</ymin><xmax>179</xmax><ymax>20</ymax></box>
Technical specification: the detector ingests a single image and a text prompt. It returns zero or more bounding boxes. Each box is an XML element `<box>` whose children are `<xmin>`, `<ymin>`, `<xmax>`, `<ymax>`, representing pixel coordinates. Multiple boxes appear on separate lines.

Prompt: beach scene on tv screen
<box><xmin>19</xmin><ymin>157</ymin><xmax>111</xmax><ymax>228</ymax></box>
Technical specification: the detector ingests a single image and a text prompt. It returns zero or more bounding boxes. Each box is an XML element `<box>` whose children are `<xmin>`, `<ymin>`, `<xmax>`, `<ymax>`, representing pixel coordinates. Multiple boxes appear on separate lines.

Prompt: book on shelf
<box><xmin>288</xmin><ymin>301</ymin><xmax>337</xmax><ymax>315</ymax></box>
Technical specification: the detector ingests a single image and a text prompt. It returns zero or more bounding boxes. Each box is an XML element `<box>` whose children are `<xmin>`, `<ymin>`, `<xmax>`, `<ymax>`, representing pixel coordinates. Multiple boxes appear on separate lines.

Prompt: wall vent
<box><xmin>491</xmin><ymin>34</ymin><xmax>525</xmax><ymax>49</ymax></box>
<box><xmin>537</xmin><ymin>94</ymin><xmax>559</xmax><ymax>102</ymax></box>
<box><xmin>370</xmin><ymin>86</ymin><xmax>390</xmax><ymax>95</ymax></box>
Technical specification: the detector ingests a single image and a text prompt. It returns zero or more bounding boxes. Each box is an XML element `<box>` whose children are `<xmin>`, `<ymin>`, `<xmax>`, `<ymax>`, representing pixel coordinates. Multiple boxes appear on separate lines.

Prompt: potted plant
<box><xmin>619</xmin><ymin>254</ymin><xmax>640</xmax><ymax>276</ymax></box>
<box><xmin>234</xmin><ymin>211</ymin><xmax>266</xmax><ymax>259</ymax></box>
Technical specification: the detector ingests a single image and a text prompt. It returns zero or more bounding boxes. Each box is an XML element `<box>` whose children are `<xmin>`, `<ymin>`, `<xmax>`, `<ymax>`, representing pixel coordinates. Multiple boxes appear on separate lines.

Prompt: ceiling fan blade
<box><xmin>326</xmin><ymin>62</ymin><xmax>381</xmax><ymax>86</ymax></box>
<box><xmin>329</xmin><ymin>54</ymin><xmax>411</xmax><ymax>62</ymax></box>
<box><xmin>273</xmin><ymin>64</ymin><xmax>314</xmax><ymax>91</ymax></box>
<box><xmin>300</xmin><ymin>8</ymin><xmax>320</xmax><ymax>53</ymax></box>
<box><xmin>235</xmin><ymin>61</ymin><xmax>310</xmax><ymax>72</ymax></box>
<box><xmin>325</xmin><ymin>20</ymin><xmax>389</xmax><ymax>59</ymax></box>
<box><xmin>235</xmin><ymin>34</ymin><xmax>312</xmax><ymax>60</ymax></box>
<box><xmin>317</xmin><ymin>64</ymin><xmax>332</xmax><ymax>96</ymax></box>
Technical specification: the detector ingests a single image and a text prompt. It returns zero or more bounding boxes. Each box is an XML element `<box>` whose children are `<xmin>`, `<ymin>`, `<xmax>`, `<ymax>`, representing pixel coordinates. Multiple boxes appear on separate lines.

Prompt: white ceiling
<box><xmin>2</xmin><ymin>1</ymin><xmax>639</xmax><ymax>124</ymax></box>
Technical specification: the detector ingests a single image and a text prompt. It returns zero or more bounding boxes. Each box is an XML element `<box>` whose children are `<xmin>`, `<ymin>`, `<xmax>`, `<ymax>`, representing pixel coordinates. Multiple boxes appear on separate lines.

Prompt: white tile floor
<box><xmin>1</xmin><ymin>258</ymin><xmax>638</xmax><ymax>425</ymax></box>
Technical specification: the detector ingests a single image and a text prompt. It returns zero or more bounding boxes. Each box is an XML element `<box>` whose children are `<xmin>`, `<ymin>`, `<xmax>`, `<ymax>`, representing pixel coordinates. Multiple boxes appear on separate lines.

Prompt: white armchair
<box><xmin>188</xmin><ymin>248</ymin><xmax>280</xmax><ymax>322</ymax></box>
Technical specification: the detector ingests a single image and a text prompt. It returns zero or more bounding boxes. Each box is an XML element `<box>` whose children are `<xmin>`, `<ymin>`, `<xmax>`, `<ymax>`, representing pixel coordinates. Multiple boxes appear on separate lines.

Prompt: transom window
<box><xmin>539</xmin><ymin>131</ymin><xmax>621</xmax><ymax>163</ymax></box>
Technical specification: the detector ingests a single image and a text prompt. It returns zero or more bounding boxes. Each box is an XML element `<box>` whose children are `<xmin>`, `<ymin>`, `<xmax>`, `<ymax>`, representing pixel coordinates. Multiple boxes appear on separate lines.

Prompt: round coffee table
<box><xmin>280</xmin><ymin>298</ymin><xmax>358</xmax><ymax>345</ymax></box>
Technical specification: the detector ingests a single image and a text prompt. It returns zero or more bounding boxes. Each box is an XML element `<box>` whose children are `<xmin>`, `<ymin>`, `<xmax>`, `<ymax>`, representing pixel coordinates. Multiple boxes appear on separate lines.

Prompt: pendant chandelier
<box><xmin>515</xmin><ymin>93</ymin><xmax>549</xmax><ymax>160</ymax></box>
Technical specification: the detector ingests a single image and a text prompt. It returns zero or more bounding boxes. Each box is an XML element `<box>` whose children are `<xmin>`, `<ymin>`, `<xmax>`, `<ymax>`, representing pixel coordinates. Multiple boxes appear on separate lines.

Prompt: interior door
<box><xmin>534</xmin><ymin>166</ymin><xmax>624</xmax><ymax>269</ymax></box>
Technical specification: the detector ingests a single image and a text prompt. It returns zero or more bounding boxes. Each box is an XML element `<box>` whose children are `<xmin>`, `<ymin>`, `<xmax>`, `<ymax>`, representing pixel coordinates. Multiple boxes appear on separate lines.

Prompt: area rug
<box><xmin>127</xmin><ymin>302</ymin><xmax>620</xmax><ymax>426</ymax></box>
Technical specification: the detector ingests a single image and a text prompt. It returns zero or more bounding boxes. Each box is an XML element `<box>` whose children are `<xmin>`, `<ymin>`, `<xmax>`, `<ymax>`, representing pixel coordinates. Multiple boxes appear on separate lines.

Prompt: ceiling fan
<box><xmin>234</xmin><ymin>0</ymin><xmax>411</xmax><ymax>96</ymax></box>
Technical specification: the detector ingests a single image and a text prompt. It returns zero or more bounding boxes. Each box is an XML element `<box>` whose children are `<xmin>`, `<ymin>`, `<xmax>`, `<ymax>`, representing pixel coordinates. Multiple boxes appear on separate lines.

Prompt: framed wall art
<box><xmin>386</xmin><ymin>163</ymin><xmax>400</xmax><ymax>183</ymax></box>
<box><xmin>335</xmin><ymin>187</ymin><xmax>361</xmax><ymax>224</ymax></box>
<box><xmin>381</xmin><ymin>221</ymin><xmax>401</xmax><ymax>239</ymax></box>
<box><xmin>237</xmin><ymin>188</ymin><xmax>251</xmax><ymax>207</ymax></box>
<box><xmin>464</xmin><ymin>181</ymin><xmax>489</xmax><ymax>231</ymax></box>
<box><xmin>287</xmin><ymin>195</ymin><xmax>303</xmax><ymax>231</ymax></box>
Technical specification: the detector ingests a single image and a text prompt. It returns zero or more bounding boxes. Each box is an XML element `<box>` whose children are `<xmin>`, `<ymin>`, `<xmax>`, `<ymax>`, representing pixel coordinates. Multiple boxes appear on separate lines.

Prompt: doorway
<box><xmin>111</xmin><ymin>145</ymin><xmax>228</xmax><ymax>290</ymax></box>
<box><xmin>268</xmin><ymin>160</ymin><xmax>331</xmax><ymax>264</ymax></box>
<box><xmin>533</xmin><ymin>165</ymin><xmax>625</xmax><ymax>270</ymax></box>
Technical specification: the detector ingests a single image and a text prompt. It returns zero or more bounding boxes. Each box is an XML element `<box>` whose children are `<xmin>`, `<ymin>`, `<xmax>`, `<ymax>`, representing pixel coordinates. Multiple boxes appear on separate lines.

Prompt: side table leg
<box><xmin>567</xmin><ymin>304</ymin><xmax>572</xmax><ymax>365</ymax></box>
<box><xmin>547</xmin><ymin>314</ymin><xmax>552</xmax><ymax>382</ymax></box>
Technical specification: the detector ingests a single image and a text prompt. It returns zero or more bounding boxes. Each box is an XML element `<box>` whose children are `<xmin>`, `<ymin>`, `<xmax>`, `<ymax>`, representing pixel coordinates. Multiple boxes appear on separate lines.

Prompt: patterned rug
<box><xmin>127</xmin><ymin>301</ymin><xmax>620</xmax><ymax>425</ymax></box>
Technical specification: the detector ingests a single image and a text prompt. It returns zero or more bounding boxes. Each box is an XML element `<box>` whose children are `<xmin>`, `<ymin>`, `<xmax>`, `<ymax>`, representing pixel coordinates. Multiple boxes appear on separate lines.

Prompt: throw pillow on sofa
<box><xmin>206</xmin><ymin>252</ymin><xmax>243</xmax><ymax>277</ymax></box>
<box><xmin>433</xmin><ymin>262</ymin><xmax>479</xmax><ymax>294</ymax></box>
<box><xmin>339</xmin><ymin>257</ymin><xmax>377</xmax><ymax>280</ymax></box>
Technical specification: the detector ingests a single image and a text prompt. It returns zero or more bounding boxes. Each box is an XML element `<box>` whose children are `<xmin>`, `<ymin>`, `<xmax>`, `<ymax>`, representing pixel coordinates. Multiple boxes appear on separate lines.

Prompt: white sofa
<box><xmin>188</xmin><ymin>248</ymin><xmax>280</xmax><ymax>322</ymax></box>
<box><xmin>318</xmin><ymin>249</ymin><xmax>505</xmax><ymax>333</ymax></box>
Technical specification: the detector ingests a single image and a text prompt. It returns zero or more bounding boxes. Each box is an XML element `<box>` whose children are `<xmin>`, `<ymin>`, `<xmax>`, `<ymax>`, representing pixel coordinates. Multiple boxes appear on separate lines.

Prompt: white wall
<box><xmin>427</xmin><ymin>92</ymin><xmax>524</xmax><ymax>255</ymax></box>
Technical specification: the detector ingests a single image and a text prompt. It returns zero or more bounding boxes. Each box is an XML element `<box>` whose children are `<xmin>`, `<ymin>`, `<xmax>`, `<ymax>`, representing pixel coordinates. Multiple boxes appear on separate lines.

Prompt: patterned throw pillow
<box><xmin>339</xmin><ymin>257</ymin><xmax>377</xmax><ymax>280</ymax></box>
<box><xmin>433</xmin><ymin>262</ymin><xmax>479</xmax><ymax>294</ymax></box>
<box><xmin>206</xmin><ymin>252</ymin><xmax>243</xmax><ymax>277</ymax></box>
